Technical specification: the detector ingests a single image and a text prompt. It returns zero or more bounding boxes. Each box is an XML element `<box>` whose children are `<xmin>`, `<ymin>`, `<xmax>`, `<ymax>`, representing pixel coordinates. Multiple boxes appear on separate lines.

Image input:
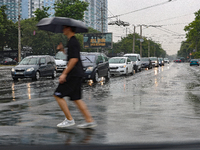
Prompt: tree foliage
<box><xmin>178</xmin><ymin>9</ymin><xmax>200</xmax><ymax>59</ymax></box>
<box><xmin>54</xmin><ymin>0</ymin><xmax>89</xmax><ymax>20</ymax></box>
<box><xmin>21</xmin><ymin>18</ymin><xmax>65</xmax><ymax>55</ymax></box>
<box><xmin>0</xmin><ymin>5</ymin><xmax>18</xmax><ymax>51</ymax></box>
<box><xmin>34</xmin><ymin>6</ymin><xmax>50</xmax><ymax>22</ymax></box>
<box><xmin>106</xmin><ymin>33</ymin><xmax>166</xmax><ymax>57</ymax></box>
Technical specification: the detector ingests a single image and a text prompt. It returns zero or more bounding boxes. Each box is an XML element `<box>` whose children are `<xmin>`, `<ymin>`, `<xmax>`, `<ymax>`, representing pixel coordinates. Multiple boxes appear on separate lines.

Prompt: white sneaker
<box><xmin>57</xmin><ymin>118</ymin><xmax>75</xmax><ymax>128</ymax></box>
<box><xmin>77</xmin><ymin>122</ymin><xmax>97</xmax><ymax>129</ymax></box>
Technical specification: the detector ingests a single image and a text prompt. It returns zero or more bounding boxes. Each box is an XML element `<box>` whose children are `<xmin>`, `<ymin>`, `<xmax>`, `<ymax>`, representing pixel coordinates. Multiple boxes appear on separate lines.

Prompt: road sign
<box><xmin>83</xmin><ymin>33</ymin><xmax>113</xmax><ymax>49</ymax></box>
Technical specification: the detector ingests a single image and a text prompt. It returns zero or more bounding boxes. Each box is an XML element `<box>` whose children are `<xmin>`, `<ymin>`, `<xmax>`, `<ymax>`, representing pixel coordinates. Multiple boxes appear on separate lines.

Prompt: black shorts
<box><xmin>54</xmin><ymin>76</ymin><xmax>82</xmax><ymax>100</ymax></box>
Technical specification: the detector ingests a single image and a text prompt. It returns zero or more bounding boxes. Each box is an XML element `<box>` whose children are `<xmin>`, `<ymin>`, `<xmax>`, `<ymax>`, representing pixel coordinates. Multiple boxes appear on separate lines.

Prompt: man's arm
<box><xmin>59</xmin><ymin>58</ymin><xmax>78</xmax><ymax>84</ymax></box>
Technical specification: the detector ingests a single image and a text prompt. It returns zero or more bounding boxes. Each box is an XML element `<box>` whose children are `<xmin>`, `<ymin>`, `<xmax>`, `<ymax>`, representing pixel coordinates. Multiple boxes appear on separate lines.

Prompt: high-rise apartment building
<box><xmin>0</xmin><ymin>0</ymin><xmax>55</xmax><ymax>22</ymax></box>
<box><xmin>81</xmin><ymin>0</ymin><xmax>108</xmax><ymax>33</ymax></box>
<box><xmin>29</xmin><ymin>0</ymin><xmax>55</xmax><ymax>18</ymax></box>
<box><xmin>0</xmin><ymin>0</ymin><xmax>19</xmax><ymax>22</ymax></box>
<box><xmin>0</xmin><ymin>0</ymin><xmax>108</xmax><ymax>33</ymax></box>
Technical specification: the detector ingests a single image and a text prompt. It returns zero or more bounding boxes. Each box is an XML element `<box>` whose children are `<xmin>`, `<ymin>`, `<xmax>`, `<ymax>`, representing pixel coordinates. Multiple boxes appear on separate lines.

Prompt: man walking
<box><xmin>54</xmin><ymin>25</ymin><xmax>96</xmax><ymax>128</ymax></box>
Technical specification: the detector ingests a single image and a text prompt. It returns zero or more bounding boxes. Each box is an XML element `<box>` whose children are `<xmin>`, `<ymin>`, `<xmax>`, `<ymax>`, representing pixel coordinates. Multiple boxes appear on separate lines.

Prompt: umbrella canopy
<box><xmin>36</xmin><ymin>17</ymin><xmax>88</xmax><ymax>33</ymax></box>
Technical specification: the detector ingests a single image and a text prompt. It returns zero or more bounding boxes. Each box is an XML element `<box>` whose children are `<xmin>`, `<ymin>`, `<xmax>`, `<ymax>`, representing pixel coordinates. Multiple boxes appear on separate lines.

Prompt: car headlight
<box><xmin>120</xmin><ymin>65</ymin><xmax>126</xmax><ymax>68</ymax></box>
<box><xmin>86</xmin><ymin>67</ymin><xmax>94</xmax><ymax>72</ymax></box>
<box><xmin>11</xmin><ymin>68</ymin><xmax>15</xmax><ymax>72</ymax></box>
<box><xmin>26</xmin><ymin>67</ymin><xmax>34</xmax><ymax>72</ymax></box>
<box><xmin>155</xmin><ymin>61</ymin><xmax>157</xmax><ymax>63</ymax></box>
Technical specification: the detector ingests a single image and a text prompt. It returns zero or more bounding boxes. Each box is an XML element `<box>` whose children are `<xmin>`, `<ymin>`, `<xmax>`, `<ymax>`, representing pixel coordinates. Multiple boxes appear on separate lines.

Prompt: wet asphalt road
<box><xmin>1</xmin><ymin>63</ymin><xmax>200</xmax><ymax>145</ymax></box>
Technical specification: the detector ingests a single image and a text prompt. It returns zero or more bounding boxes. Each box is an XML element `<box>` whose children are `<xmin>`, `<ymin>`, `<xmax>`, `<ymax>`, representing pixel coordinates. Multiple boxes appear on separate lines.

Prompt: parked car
<box><xmin>80</xmin><ymin>52</ymin><xmax>110</xmax><ymax>82</ymax></box>
<box><xmin>141</xmin><ymin>57</ymin><xmax>152</xmax><ymax>69</ymax></box>
<box><xmin>11</xmin><ymin>55</ymin><xmax>57</xmax><ymax>81</ymax></box>
<box><xmin>123</xmin><ymin>53</ymin><xmax>141</xmax><ymax>72</ymax></box>
<box><xmin>149</xmin><ymin>57</ymin><xmax>159</xmax><ymax>67</ymax></box>
<box><xmin>55</xmin><ymin>51</ymin><xmax>67</xmax><ymax>72</ymax></box>
<box><xmin>0</xmin><ymin>57</ymin><xmax>17</xmax><ymax>65</ymax></box>
<box><xmin>109</xmin><ymin>57</ymin><xmax>134</xmax><ymax>76</ymax></box>
<box><xmin>190</xmin><ymin>59</ymin><xmax>199</xmax><ymax>66</ymax></box>
<box><xmin>158</xmin><ymin>58</ymin><xmax>164</xmax><ymax>66</ymax></box>
<box><xmin>164</xmin><ymin>58</ymin><xmax>169</xmax><ymax>64</ymax></box>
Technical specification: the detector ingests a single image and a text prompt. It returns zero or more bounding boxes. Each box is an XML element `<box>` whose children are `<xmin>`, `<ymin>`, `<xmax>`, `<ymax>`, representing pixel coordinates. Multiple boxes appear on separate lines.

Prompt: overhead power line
<box><xmin>108</xmin><ymin>0</ymin><xmax>177</xmax><ymax>18</ymax></box>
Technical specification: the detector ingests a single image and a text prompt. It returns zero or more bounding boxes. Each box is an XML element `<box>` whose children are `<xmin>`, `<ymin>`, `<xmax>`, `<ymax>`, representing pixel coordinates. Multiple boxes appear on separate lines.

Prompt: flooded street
<box><xmin>1</xmin><ymin>63</ymin><xmax>200</xmax><ymax>145</ymax></box>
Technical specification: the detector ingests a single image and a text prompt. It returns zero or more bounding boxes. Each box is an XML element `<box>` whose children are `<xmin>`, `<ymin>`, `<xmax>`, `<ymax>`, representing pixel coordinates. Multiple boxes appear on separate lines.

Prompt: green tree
<box><xmin>54</xmin><ymin>0</ymin><xmax>89</xmax><ymax>20</ymax></box>
<box><xmin>21</xmin><ymin>18</ymin><xmax>64</xmax><ymax>55</ymax></box>
<box><xmin>184</xmin><ymin>9</ymin><xmax>200</xmax><ymax>52</ymax></box>
<box><xmin>0</xmin><ymin>5</ymin><xmax>8</xmax><ymax>51</ymax></box>
<box><xmin>34</xmin><ymin>6</ymin><xmax>50</xmax><ymax>22</ymax></box>
<box><xmin>107</xmin><ymin>33</ymin><xmax>166</xmax><ymax>57</ymax></box>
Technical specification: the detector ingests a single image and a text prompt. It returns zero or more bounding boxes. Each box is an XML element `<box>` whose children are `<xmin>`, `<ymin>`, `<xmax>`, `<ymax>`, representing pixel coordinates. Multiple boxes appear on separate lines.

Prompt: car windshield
<box><xmin>19</xmin><ymin>57</ymin><xmax>39</xmax><ymax>65</ymax></box>
<box><xmin>150</xmin><ymin>57</ymin><xmax>157</xmax><ymax>61</ymax></box>
<box><xmin>81</xmin><ymin>55</ymin><xmax>96</xmax><ymax>63</ymax></box>
<box><xmin>164</xmin><ymin>58</ymin><xmax>169</xmax><ymax>60</ymax></box>
<box><xmin>55</xmin><ymin>52</ymin><xmax>66</xmax><ymax>60</ymax></box>
<box><xmin>125</xmin><ymin>56</ymin><xmax>137</xmax><ymax>61</ymax></box>
<box><xmin>141</xmin><ymin>58</ymin><xmax>149</xmax><ymax>61</ymax></box>
<box><xmin>109</xmin><ymin>58</ymin><xmax>125</xmax><ymax>64</ymax></box>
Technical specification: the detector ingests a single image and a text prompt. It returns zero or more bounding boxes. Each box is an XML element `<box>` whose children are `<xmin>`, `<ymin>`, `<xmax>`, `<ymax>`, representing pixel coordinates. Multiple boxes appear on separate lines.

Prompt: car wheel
<box><xmin>33</xmin><ymin>71</ymin><xmax>40</xmax><ymax>80</ymax></box>
<box><xmin>139</xmin><ymin>67</ymin><xmax>141</xmax><ymax>72</ymax></box>
<box><xmin>93</xmin><ymin>71</ymin><xmax>99</xmax><ymax>83</ymax></box>
<box><xmin>131</xmin><ymin>68</ymin><xmax>134</xmax><ymax>75</ymax></box>
<box><xmin>134</xmin><ymin>66</ymin><xmax>138</xmax><ymax>73</ymax></box>
<box><xmin>105</xmin><ymin>70</ymin><xmax>110</xmax><ymax>80</ymax></box>
<box><xmin>13</xmin><ymin>77</ymin><xmax>18</xmax><ymax>81</ymax></box>
<box><xmin>52</xmin><ymin>70</ymin><xmax>56</xmax><ymax>79</ymax></box>
<box><xmin>125</xmin><ymin>68</ymin><xmax>128</xmax><ymax>76</ymax></box>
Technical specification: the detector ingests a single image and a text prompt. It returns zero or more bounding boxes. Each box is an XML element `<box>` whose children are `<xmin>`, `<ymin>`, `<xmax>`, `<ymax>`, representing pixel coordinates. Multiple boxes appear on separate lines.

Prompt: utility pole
<box><xmin>18</xmin><ymin>0</ymin><xmax>21</xmax><ymax>62</ymax></box>
<box><xmin>132</xmin><ymin>25</ymin><xmax>136</xmax><ymax>53</ymax></box>
<box><xmin>101</xmin><ymin>1</ymin><xmax>103</xmax><ymax>33</ymax></box>
<box><xmin>140</xmin><ymin>25</ymin><xmax>142</xmax><ymax>57</ymax></box>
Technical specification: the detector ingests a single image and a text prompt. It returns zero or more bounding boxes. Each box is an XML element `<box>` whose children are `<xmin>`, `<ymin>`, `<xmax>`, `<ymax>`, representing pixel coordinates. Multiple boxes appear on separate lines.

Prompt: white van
<box><xmin>123</xmin><ymin>53</ymin><xmax>142</xmax><ymax>72</ymax></box>
<box><xmin>55</xmin><ymin>51</ymin><xmax>67</xmax><ymax>72</ymax></box>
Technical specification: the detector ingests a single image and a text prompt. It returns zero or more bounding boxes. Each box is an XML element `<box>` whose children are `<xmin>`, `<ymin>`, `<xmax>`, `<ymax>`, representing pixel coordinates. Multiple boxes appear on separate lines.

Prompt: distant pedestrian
<box><xmin>53</xmin><ymin>25</ymin><xmax>96</xmax><ymax>129</ymax></box>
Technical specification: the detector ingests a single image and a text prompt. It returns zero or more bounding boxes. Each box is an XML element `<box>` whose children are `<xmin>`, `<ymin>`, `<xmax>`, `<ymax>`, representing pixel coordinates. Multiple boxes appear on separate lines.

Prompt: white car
<box><xmin>109</xmin><ymin>57</ymin><xmax>134</xmax><ymax>76</ymax></box>
<box><xmin>55</xmin><ymin>51</ymin><xmax>67</xmax><ymax>72</ymax></box>
<box><xmin>123</xmin><ymin>53</ymin><xmax>142</xmax><ymax>72</ymax></box>
<box><xmin>164</xmin><ymin>58</ymin><xmax>169</xmax><ymax>64</ymax></box>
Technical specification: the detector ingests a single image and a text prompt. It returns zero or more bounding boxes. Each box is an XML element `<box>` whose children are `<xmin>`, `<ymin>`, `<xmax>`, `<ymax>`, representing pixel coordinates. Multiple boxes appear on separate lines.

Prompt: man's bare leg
<box><xmin>74</xmin><ymin>99</ymin><xmax>93</xmax><ymax>123</ymax></box>
<box><xmin>54</xmin><ymin>95</ymin><xmax>73</xmax><ymax>120</ymax></box>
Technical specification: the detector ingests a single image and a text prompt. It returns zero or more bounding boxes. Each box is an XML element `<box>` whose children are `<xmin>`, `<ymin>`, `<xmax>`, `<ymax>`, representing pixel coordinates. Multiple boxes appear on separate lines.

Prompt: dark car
<box><xmin>190</xmin><ymin>59</ymin><xmax>199</xmax><ymax>66</ymax></box>
<box><xmin>81</xmin><ymin>52</ymin><xmax>110</xmax><ymax>82</ymax></box>
<box><xmin>11</xmin><ymin>55</ymin><xmax>57</xmax><ymax>81</ymax></box>
<box><xmin>0</xmin><ymin>57</ymin><xmax>17</xmax><ymax>65</ymax></box>
<box><xmin>140</xmin><ymin>57</ymin><xmax>152</xmax><ymax>69</ymax></box>
<box><xmin>149</xmin><ymin>57</ymin><xmax>159</xmax><ymax>67</ymax></box>
<box><xmin>158</xmin><ymin>58</ymin><xmax>164</xmax><ymax>66</ymax></box>
<box><xmin>174</xmin><ymin>59</ymin><xmax>181</xmax><ymax>63</ymax></box>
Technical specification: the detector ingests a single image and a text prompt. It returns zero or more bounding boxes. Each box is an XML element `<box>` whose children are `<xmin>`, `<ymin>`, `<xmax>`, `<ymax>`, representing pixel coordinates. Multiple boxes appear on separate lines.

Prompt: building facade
<box><xmin>81</xmin><ymin>0</ymin><xmax>108</xmax><ymax>33</ymax></box>
<box><xmin>0</xmin><ymin>0</ymin><xmax>19</xmax><ymax>22</ymax></box>
<box><xmin>0</xmin><ymin>0</ymin><xmax>108</xmax><ymax>32</ymax></box>
<box><xmin>29</xmin><ymin>0</ymin><xmax>55</xmax><ymax>18</ymax></box>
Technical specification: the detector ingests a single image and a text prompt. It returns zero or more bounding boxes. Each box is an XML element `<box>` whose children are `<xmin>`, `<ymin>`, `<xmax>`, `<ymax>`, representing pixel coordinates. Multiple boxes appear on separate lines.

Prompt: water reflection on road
<box><xmin>1</xmin><ymin>63</ymin><xmax>200</xmax><ymax>144</ymax></box>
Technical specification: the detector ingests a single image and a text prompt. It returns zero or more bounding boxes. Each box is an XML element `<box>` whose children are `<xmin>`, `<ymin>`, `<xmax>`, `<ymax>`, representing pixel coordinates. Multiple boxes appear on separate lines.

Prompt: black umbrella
<box><xmin>36</xmin><ymin>17</ymin><xmax>88</xmax><ymax>33</ymax></box>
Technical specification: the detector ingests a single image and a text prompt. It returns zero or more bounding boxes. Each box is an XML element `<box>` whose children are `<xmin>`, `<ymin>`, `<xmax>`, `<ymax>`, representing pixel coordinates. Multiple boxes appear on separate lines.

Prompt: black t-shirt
<box><xmin>67</xmin><ymin>36</ymin><xmax>84</xmax><ymax>77</ymax></box>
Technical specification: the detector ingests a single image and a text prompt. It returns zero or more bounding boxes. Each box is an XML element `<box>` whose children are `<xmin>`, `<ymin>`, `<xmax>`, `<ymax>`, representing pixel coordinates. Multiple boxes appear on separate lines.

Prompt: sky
<box><xmin>107</xmin><ymin>0</ymin><xmax>200</xmax><ymax>55</ymax></box>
